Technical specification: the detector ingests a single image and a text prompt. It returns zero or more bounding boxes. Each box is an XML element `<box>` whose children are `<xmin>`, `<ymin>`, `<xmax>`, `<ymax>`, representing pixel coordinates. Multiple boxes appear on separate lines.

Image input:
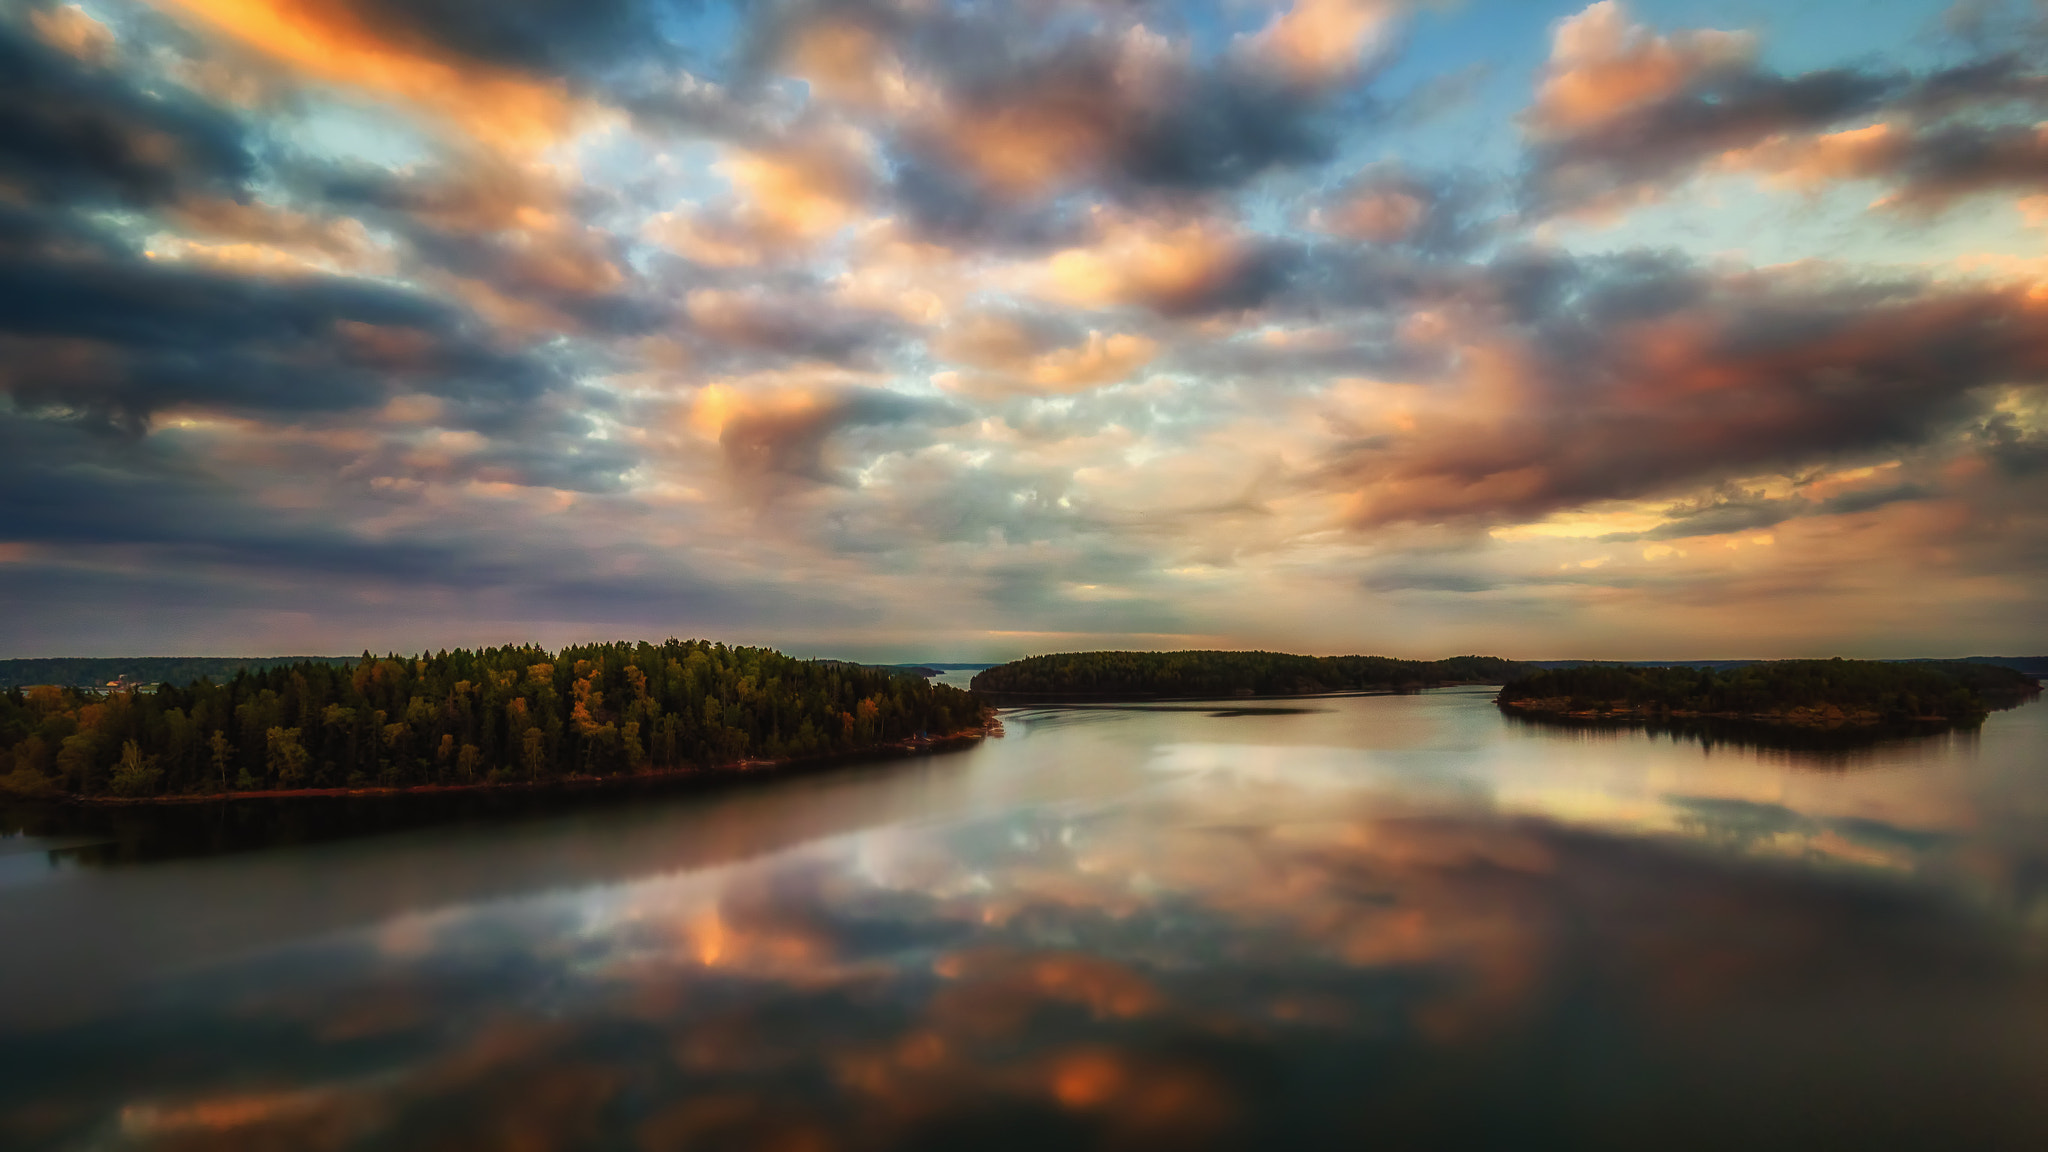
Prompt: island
<box><xmin>970</xmin><ymin>650</ymin><xmax>1529</xmax><ymax>703</ymax></box>
<box><xmin>1496</xmin><ymin>659</ymin><xmax>2041</xmax><ymax>730</ymax></box>
<box><xmin>0</xmin><ymin>640</ymin><xmax>984</xmax><ymax>802</ymax></box>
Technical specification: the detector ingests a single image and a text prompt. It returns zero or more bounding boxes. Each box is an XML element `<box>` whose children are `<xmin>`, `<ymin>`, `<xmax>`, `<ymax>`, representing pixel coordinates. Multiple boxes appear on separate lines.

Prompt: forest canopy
<box><xmin>1497</xmin><ymin>659</ymin><xmax>2040</xmax><ymax>725</ymax></box>
<box><xmin>970</xmin><ymin>651</ymin><xmax>1529</xmax><ymax>701</ymax></box>
<box><xmin>0</xmin><ymin>641</ymin><xmax>980</xmax><ymax>800</ymax></box>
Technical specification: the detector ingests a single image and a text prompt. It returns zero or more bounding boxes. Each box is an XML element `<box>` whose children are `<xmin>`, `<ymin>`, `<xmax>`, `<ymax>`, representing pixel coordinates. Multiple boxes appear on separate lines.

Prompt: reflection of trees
<box><xmin>1503</xmin><ymin>710</ymin><xmax>1980</xmax><ymax>767</ymax></box>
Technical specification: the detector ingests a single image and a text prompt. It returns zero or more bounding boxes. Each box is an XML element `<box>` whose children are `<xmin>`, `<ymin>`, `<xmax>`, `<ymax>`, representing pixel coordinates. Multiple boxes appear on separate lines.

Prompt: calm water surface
<box><xmin>4</xmin><ymin>687</ymin><xmax>2047</xmax><ymax>1150</ymax></box>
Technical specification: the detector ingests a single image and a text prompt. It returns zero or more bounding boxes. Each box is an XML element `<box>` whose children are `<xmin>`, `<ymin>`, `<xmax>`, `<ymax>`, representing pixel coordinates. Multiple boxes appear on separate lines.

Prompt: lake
<box><xmin>3</xmin><ymin>687</ymin><xmax>2046</xmax><ymax>1150</ymax></box>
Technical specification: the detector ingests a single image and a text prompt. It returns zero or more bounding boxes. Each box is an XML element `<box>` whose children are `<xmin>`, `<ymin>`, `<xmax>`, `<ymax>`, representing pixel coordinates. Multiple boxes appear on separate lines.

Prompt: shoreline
<box><xmin>973</xmin><ymin>682</ymin><xmax>1504</xmax><ymax>706</ymax></box>
<box><xmin>1496</xmin><ymin>696</ymin><xmax>1988</xmax><ymax>730</ymax></box>
<box><xmin>28</xmin><ymin>722</ymin><xmax>993</xmax><ymax>808</ymax></box>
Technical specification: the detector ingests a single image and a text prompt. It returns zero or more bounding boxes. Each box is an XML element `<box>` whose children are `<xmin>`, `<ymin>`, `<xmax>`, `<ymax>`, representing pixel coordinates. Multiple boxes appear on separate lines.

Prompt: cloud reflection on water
<box><xmin>5</xmin><ymin>694</ymin><xmax>2048</xmax><ymax>1149</ymax></box>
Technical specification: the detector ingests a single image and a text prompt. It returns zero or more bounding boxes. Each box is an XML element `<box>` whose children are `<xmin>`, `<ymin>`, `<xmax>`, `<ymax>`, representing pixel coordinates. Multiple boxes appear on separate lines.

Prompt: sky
<box><xmin>1</xmin><ymin>0</ymin><xmax>2045</xmax><ymax>662</ymax></box>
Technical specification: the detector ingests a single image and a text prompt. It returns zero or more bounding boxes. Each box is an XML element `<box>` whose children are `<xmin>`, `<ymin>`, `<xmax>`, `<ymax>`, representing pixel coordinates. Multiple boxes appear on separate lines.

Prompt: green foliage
<box><xmin>0</xmin><ymin>765</ymin><xmax>60</xmax><ymax>800</ymax></box>
<box><xmin>0</xmin><ymin>640</ymin><xmax>980</xmax><ymax>799</ymax></box>
<box><xmin>1497</xmin><ymin>659</ymin><xmax>2039</xmax><ymax>722</ymax></box>
<box><xmin>108</xmin><ymin>740</ymin><xmax>163</xmax><ymax>798</ymax></box>
<box><xmin>971</xmin><ymin>651</ymin><xmax>1529</xmax><ymax>700</ymax></box>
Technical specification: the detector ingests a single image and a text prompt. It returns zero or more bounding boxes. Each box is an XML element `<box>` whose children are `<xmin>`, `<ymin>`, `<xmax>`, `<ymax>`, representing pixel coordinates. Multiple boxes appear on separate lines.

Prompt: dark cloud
<box><xmin>344</xmin><ymin>0</ymin><xmax>673</xmax><ymax>78</ymax></box>
<box><xmin>1519</xmin><ymin>6</ymin><xmax>2048</xmax><ymax>217</ymax></box>
<box><xmin>1830</xmin><ymin>120</ymin><xmax>2048</xmax><ymax>212</ymax></box>
<box><xmin>1898</xmin><ymin>52</ymin><xmax>2048</xmax><ymax>116</ymax></box>
<box><xmin>684</xmin><ymin>287</ymin><xmax>909</xmax><ymax>368</ymax></box>
<box><xmin>884</xmin><ymin>159</ymin><xmax>1083</xmax><ymax>251</ymax></box>
<box><xmin>1153</xmin><ymin>240</ymin><xmax>1300</xmax><ymax>317</ymax></box>
<box><xmin>1978</xmin><ymin>411</ymin><xmax>2048</xmax><ymax>476</ymax></box>
<box><xmin>1361</xmin><ymin>567</ymin><xmax>1502</xmax><ymax>594</ymax></box>
<box><xmin>0</xmin><ymin>408</ymin><xmax>495</xmax><ymax>581</ymax></box>
<box><xmin>1590</xmin><ymin>482</ymin><xmax>1936</xmax><ymax>544</ymax></box>
<box><xmin>1526</xmin><ymin>67</ymin><xmax>1897</xmax><ymax>214</ymax></box>
<box><xmin>313</xmin><ymin>161</ymin><xmax>668</xmax><ymax>335</ymax></box>
<box><xmin>0</xmin><ymin>211</ymin><xmax>572</xmax><ymax>432</ymax></box>
<box><xmin>0</xmin><ymin>16</ymin><xmax>252</xmax><ymax>207</ymax></box>
<box><xmin>1319</xmin><ymin>257</ymin><xmax>2048</xmax><ymax>528</ymax></box>
<box><xmin>754</xmin><ymin>0</ymin><xmax>1383</xmax><ymax>240</ymax></box>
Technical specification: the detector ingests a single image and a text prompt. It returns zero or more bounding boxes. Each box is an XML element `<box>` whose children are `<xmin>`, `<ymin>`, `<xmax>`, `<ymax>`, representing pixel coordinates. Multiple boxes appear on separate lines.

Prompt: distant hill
<box><xmin>0</xmin><ymin>657</ymin><xmax>352</xmax><ymax>689</ymax></box>
<box><xmin>1528</xmin><ymin>657</ymin><xmax>2048</xmax><ymax>677</ymax></box>
<box><xmin>1500</xmin><ymin>659</ymin><xmax>2040</xmax><ymax>729</ymax></box>
<box><xmin>971</xmin><ymin>651</ymin><xmax>1530</xmax><ymax>702</ymax></box>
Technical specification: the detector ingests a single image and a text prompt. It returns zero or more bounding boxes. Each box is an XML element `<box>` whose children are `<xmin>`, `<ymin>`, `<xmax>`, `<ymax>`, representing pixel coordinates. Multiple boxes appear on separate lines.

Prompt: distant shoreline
<box><xmin>975</xmin><ymin>681</ymin><xmax>1504</xmax><ymax>706</ymax></box>
<box><xmin>1500</xmin><ymin>697</ymin><xmax>1970</xmax><ymax>729</ymax></box>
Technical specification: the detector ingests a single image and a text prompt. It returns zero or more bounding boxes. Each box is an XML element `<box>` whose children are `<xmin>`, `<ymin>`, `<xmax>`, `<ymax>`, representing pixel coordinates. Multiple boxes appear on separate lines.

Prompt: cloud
<box><xmin>1243</xmin><ymin>0</ymin><xmax>1400</xmax><ymax>87</ymax></box>
<box><xmin>1033</xmin><ymin>210</ymin><xmax>1295</xmax><ymax>316</ymax></box>
<box><xmin>1730</xmin><ymin>121</ymin><xmax>2048</xmax><ymax>214</ymax></box>
<box><xmin>932</xmin><ymin>312</ymin><xmax>1157</xmax><ymax>397</ymax></box>
<box><xmin>762</xmin><ymin>0</ymin><xmax>1390</xmax><ymax>210</ymax></box>
<box><xmin>2</xmin><ymin>0</ymin><xmax>2046</xmax><ymax>655</ymax></box>
<box><xmin>28</xmin><ymin>3</ymin><xmax>114</xmax><ymax>63</ymax></box>
<box><xmin>0</xmin><ymin>17</ymin><xmax>253</xmax><ymax>207</ymax></box>
<box><xmin>684</xmin><ymin>287</ymin><xmax>905</xmax><ymax>367</ymax></box>
<box><xmin>1522</xmin><ymin>2</ymin><xmax>1896</xmax><ymax>215</ymax></box>
<box><xmin>148</xmin><ymin>0</ymin><xmax>655</xmax><ymax>147</ymax></box>
<box><xmin>650</xmin><ymin>128</ymin><xmax>879</xmax><ymax>267</ymax></box>
<box><xmin>1309</xmin><ymin>163</ymin><xmax>1493</xmax><ymax>254</ymax></box>
<box><xmin>1526</xmin><ymin>1</ymin><xmax>1756</xmax><ymax>137</ymax></box>
<box><xmin>1317</xmin><ymin>257</ymin><xmax>2048</xmax><ymax>528</ymax></box>
<box><xmin>693</xmin><ymin>382</ymin><xmax>966</xmax><ymax>486</ymax></box>
<box><xmin>0</xmin><ymin>209</ymin><xmax>582</xmax><ymax>433</ymax></box>
<box><xmin>1522</xmin><ymin>4</ymin><xmax>2048</xmax><ymax>219</ymax></box>
<box><xmin>315</xmin><ymin>154</ymin><xmax>658</xmax><ymax>334</ymax></box>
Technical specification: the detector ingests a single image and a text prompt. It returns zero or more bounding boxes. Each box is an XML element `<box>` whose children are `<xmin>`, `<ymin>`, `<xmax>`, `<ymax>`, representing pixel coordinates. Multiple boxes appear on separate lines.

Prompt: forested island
<box><xmin>970</xmin><ymin>651</ymin><xmax>1529</xmax><ymax>702</ymax></box>
<box><xmin>0</xmin><ymin>641</ymin><xmax>982</xmax><ymax>801</ymax></box>
<box><xmin>1497</xmin><ymin>659</ymin><xmax>2040</xmax><ymax>729</ymax></box>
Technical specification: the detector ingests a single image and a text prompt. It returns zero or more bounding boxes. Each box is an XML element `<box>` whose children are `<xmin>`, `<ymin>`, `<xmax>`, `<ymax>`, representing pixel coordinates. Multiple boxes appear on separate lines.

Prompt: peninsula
<box><xmin>1497</xmin><ymin>659</ymin><xmax>2041</xmax><ymax>729</ymax></box>
<box><xmin>0</xmin><ymin>640</ymin><xmax>983</xmax><ymax>802</ymax></box>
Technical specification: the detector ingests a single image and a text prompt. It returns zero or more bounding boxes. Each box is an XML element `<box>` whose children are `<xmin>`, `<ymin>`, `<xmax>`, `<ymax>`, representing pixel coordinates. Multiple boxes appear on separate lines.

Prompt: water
<box><xmin>3</xmin><ymin>688</ymin><xmax>2045</xmax><ymax>1150</ymax></box>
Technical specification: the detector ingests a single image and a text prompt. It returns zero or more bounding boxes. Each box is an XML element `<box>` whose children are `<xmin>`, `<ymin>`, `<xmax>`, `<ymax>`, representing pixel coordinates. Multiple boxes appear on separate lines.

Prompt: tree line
<box><xmin>0</xmin><ymin>640</ymin><xmax>982</xmax><ymax>799</ymax></box>
<box><xmin>1496</xmin><ymin>659</ymin><xmax>2040</xmax><ymax>722</ymax></box>
<box><xmin>0</xmin><ymin>657</ymin><xmax>349</xmax><ymax>690</ymax></box>
<box><xmin>970</xmin><ymin>651</ymin><xmax>1530</xmax><ymax>701</ymax></box>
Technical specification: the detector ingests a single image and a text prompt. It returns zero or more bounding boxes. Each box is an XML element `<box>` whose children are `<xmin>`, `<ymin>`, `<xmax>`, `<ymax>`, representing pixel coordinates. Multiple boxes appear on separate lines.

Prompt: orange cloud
<box><xmin>653</xmin><ymin>132</ymin><xmax>875</xmax><ymax>266</ymax></box>
<box><xmin>1318</xmin><ymin>187</ymin><xmax>1428</xmax><ymax>243</ymax></box>
<box><xmin>929</xmin><ymin>89</ymin><xmax>1110</xmax><ymax>196</ymax></box>
<box><xmin>1527</xmin><ymin>1</ymin><xmax>1753</xmax><ymax>137</ymax></box>
<box><xmin>1244</xmin><ymin>0</ymin><xmax>1397</xmax><ymax>86</ymax></box>
<box><xmin>782</xmin><ymin>17</ymin><xmax>917</xmax><ymax>111</ymax></box>
<box><xmin>31</xmin><ymin>4</ymin><xmax>115</xmax><ymax>64</ymax></box>
<box><xmin>155</xmin><ymin>196</ymin><xmax>385</xmax><ymax>273</ymax></box>
<box><xmin>934</xmin><ymin>314</ymin><xmax>1158</xmax><ymax>396</ymax></box>
<box><xmin>1722</xmin><ymin>123</ymin><xmax>1902</xmax><ymax>190</ymax></box>
<box><xmin>1037</xmin><ymin>212</ymin><xmax>1272</xmax><ymax>315</ymax></box>
<box><xmin>156</xmin><ymin>0</ymin><xmax>583</xmax><ymax>148</ymax></box>
<box><xmin>723</xmin><ymin>132</ymin><xmax>874</xmax><ymax>241</ymax></box>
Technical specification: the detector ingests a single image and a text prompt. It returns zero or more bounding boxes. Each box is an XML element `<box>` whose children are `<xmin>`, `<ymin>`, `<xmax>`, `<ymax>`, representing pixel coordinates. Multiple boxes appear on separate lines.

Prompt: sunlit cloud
<box><xmin>1</xmin><ymin>0</ymin><xmax>2044</xmax><ymax>658</ymax></box>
